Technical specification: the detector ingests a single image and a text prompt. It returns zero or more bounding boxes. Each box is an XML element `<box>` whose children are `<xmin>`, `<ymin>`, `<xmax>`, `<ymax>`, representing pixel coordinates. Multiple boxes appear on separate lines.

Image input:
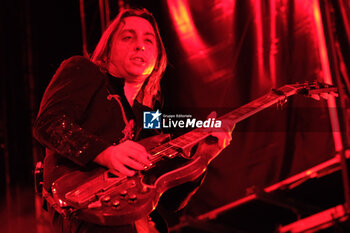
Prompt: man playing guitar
<box><xmin>33</xmin><ymin>8</ymin><xmax>233</xmax><ymax>233</ymax></box>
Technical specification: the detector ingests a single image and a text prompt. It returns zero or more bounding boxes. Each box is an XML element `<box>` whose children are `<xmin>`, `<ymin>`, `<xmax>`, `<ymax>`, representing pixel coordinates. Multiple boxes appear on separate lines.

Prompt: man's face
<box><xmin>108</xmin><ymin>16</ymin><xmax>158</xmax><ymax>82</ymax></box>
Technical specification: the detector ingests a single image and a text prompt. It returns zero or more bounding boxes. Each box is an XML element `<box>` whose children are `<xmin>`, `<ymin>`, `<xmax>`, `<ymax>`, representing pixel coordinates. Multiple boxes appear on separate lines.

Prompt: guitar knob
<box><xmin>128</xmin><ymin>194</ymin><xmax>137</xmax><ymax>203</ymax></box>
<box><xmin>101</xmin><ymin>196</ymin><xmax>111</xmax><ymax>203</ymax></box>
<box><xmin>112</xmin><ymin>200</ymin><xmax>120</xmax><ymax>208</ymax></box>
<box><xmin>120</xmin><ymin>190</ymin><xmax>128</xmax><ymax>198</ymax></box>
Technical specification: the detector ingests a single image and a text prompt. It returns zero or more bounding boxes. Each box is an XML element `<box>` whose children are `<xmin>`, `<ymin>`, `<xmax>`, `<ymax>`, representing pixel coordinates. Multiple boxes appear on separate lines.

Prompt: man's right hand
<box><xmin>93</xmin><ymin>140</ymin><xmax>152</xmax><ymax>176</ymax></box>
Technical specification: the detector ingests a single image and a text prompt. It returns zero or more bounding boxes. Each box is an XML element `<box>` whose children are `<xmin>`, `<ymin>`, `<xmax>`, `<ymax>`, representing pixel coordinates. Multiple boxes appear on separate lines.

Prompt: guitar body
<box><xmin>51</xmin><ymin>134</ymin><xmax>210</xmax><ymax>225</ymax></box>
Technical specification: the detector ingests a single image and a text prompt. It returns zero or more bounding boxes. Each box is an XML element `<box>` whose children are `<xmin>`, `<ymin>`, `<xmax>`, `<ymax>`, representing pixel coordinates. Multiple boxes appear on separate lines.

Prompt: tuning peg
<box><xmin>277</xmin><ymin>97</ymin><xmax>287</xmax><ymax>109</ymax></box>
<box><xmin>310</xmin><ymin>94</ymin><xmax>321</xmax><ymax>100</ymax></box>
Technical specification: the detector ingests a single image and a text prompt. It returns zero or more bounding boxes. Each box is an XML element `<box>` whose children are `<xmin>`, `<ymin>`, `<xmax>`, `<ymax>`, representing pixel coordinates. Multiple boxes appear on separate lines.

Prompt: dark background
<box><xmin>1</xmin><ymin>0</ymin><xmax>350</xmax><ymax>232</ymax></box>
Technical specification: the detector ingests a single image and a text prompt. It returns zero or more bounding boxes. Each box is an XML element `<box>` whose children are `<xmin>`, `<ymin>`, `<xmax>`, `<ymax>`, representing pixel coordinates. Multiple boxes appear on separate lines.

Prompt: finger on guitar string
<box><xmin>122</xmin><ymin>140</ymin><xmax>153</xmax><ymax>166</ymax></box>
<box><xmin>93</xmin><ymin>140</ymin><xmax>152</xmax><ymax>176</ymax></box>
<box><xmin>205</xmin><ymin>111</ymin><xmax>235</xmax><ymax>149</ymax></box>
<box><xmin>115</xmin><ymin>154</ymin><xmax>147</xmax><ymax>170</ymax></box>
<box><xmin>125</xmin><ymin>148</ymin><xmax>152</xmax><ymax>166</ymax></box>
<box><xmin>111</xmin><ymin>161</ymin><xmax>136</xmax><ymax>177</ymax></box>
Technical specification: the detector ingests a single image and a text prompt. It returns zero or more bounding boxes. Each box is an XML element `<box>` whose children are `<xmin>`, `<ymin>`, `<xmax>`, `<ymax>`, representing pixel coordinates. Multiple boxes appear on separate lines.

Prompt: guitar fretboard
<box><xmin>147</xmin><ymin>83</ymin><xmax>335</xmax><ymax>163</ymax></box>
<box><xmin>219</xmin><ymin>91</ymin><xmax>289</xmax><ymax>123</ymax></box>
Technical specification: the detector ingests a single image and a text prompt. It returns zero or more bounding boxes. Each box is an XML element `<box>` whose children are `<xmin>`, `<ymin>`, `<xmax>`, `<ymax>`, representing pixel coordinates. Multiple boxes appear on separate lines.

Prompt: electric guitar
<box><xmin>49</xmin><ymin>82</ymin><xmax>338</xmax><ymax>225</ymax></box>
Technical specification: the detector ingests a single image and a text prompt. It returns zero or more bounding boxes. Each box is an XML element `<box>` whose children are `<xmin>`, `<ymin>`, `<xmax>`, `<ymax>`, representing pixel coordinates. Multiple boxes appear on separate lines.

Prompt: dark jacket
<box><xmin>33</xmin><ymin>56</ymin><xmax>155</xmax><ymax>191</ymax></box>
<box><xmin>33</xmin><ymin>56</ymin><xmax>204</xmax><ymax>233</ymax></box>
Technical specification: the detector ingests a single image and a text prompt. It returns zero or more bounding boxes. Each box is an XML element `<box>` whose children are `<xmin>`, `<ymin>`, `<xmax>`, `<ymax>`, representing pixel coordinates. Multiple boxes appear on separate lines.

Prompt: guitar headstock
<box><xmin>293</xmin><ymin>81</ymin><xmax>338</xmax><ymax>100</ymax></box>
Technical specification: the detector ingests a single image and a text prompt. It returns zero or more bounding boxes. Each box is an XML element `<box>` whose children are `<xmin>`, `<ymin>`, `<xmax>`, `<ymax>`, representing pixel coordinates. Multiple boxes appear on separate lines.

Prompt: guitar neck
<box><xmin>169</xmin><ymin>85</ymin><xmax>299</xmax><ymax>150</ymax></box>
<box><xmin>148</xmin><ymin>82</ymin><xmax>336</xmax><ymax>161</ymax></box>
<box><xmin>218</xmin><ymin>85</ymin><xmax>297</xmax><ymax>123</ymax></box>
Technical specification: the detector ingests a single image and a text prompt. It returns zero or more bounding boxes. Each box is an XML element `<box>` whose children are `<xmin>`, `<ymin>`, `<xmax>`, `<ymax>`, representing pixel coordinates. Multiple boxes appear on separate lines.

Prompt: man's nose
<box><xmin>135</xmin><ymin>40</ymin><xmax>145</xmax><ymax>51</ymax></box>
<box><xmin>135</xmin><ymin>45</ymin><xmax>145</xmax><ymax>51</ymax></box>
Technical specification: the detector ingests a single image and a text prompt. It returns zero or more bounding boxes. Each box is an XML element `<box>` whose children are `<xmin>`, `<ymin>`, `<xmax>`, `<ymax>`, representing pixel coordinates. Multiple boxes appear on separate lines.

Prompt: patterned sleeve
<box><xmin>33</xmin><ymin>56</ymin><xmax>109</xmax><ymax>166</ymax></box>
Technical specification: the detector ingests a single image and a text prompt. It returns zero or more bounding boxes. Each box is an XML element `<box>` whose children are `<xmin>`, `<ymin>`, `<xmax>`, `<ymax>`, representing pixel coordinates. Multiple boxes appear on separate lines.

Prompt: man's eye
<box><xmin>145</xmin><ymin>39</ymin><xmax>154</xmax><ymax>44</ymax></box>
<box><xmin>122</xmin><ymin>36</ymin><xmax>132</xmax><ymax>41</ymax></box>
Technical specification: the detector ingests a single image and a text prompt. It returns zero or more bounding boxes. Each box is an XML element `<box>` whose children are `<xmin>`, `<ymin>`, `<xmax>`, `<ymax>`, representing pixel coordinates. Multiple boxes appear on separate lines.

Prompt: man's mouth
<box><xmin>131</xmin><ymin>57</ymin><xmax>145</xmax><ymax>63</ymax></box>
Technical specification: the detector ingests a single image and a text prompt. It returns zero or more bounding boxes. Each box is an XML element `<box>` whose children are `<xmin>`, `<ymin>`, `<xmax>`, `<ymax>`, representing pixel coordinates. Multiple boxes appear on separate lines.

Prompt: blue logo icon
<box><xmin>143</xmin><ymin>110</ymin><xmax>162</xmax><ymax>129</ymax></box>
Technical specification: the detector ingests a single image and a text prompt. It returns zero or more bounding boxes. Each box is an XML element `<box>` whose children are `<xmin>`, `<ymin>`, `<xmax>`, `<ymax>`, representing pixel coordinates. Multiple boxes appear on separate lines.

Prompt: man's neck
<box><xmin>108</xmin><ymin>68</ymin><xmax>146</xmax><ymax>107</ymax></box>
<box><xmin>124</xmin><ymin>81</ymin><xmax>143</xmax><ymax>107</ymax></box>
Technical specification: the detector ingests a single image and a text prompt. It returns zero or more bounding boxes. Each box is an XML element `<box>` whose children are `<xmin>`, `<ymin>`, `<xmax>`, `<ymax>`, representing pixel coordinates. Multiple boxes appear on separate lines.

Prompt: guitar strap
<box><xmin>107</xmin><ymin>90</ymin><xmax>136</xmax><ymax>143</ymax></box>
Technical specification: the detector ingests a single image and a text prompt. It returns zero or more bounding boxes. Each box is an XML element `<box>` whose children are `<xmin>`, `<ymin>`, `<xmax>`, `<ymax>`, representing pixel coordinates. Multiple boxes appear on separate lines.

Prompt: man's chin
<box><xmin>124</xmin><ymin>73</ymin><xmax>148</xmax><ymax>83</ymax></box>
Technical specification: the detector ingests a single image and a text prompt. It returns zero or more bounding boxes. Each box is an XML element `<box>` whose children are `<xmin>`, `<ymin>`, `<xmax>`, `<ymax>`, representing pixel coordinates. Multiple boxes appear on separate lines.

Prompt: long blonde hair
<box><xmin>91</xmin><ymin>8</ymin><xmax>167</xmax><ymax>108</ymax></box>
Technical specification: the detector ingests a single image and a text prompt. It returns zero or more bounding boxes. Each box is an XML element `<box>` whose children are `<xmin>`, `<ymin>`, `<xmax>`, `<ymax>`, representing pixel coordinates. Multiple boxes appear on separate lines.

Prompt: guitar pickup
<box><xmin>65</xmin><ymin>171</ymin><xmax>126</xmax><ymax>206</ymax></box>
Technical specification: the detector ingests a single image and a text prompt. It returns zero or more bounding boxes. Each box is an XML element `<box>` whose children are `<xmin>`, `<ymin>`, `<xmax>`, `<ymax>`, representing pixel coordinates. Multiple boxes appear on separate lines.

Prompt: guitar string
<box><xmin>147</xmin><ymin>85</ymin><xmax>330</xmax><ymax>165</ymax></box>
<box><xmin>147</xmin><ymin>131</ymin><xmax>209</xmax><ymax>164</ymax></box>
